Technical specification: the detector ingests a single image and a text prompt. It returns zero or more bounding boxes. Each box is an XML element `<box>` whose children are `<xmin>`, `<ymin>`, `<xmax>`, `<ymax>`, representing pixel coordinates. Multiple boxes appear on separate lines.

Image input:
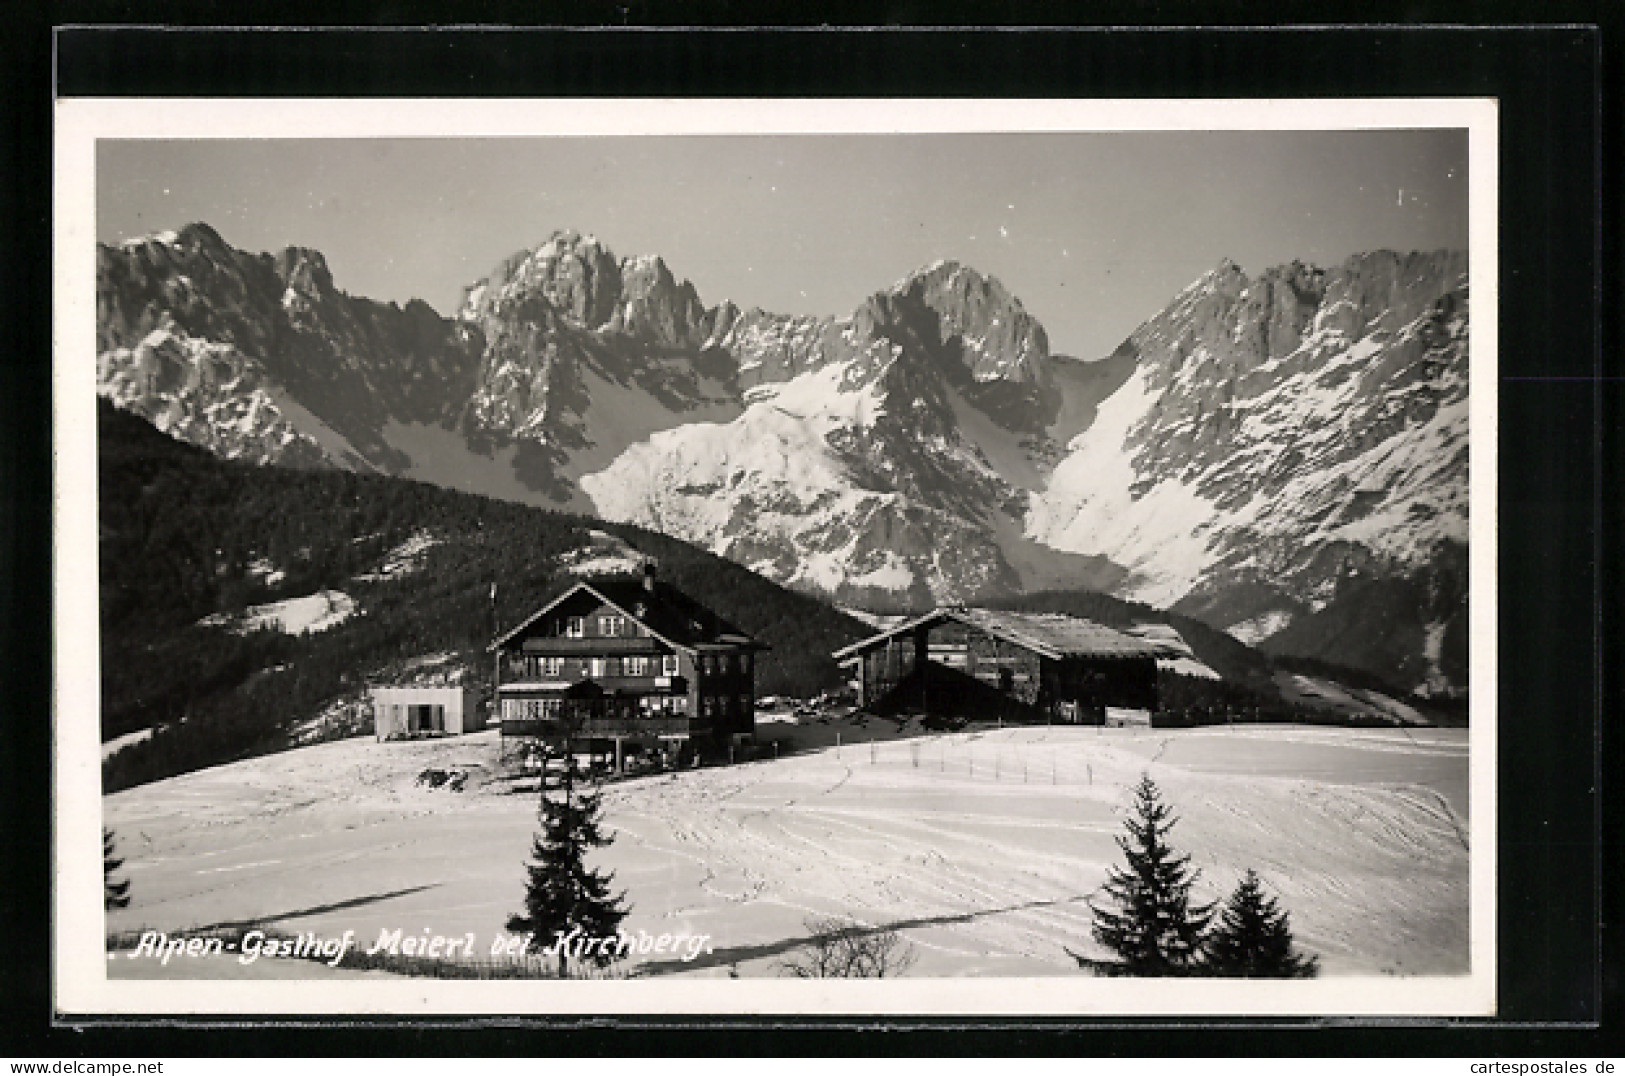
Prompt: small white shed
<box><xmin>373</xmin><ymin>685</ymin><xmax>478</xmax><ymax>739</ymax></box>
<box><xmin>1104</xmin><ymin>706</ymin><xmax>1153</xmax><ymax>728</ymax></box>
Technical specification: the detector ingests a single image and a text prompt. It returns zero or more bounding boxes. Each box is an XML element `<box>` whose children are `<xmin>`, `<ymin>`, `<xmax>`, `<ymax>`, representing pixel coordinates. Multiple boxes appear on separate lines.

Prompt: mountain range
<box><xmin>96</xmin><ymin>223</ymin><xmax>1469</xmax><ymax>694</ymax></box>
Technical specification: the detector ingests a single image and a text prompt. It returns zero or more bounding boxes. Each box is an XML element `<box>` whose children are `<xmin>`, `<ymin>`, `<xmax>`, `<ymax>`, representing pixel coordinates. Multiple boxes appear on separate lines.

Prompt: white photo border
<box><xmin>53</xmin><ymin>96</ymin><xmax>1498</xmax><ymax>1017</ymax></box>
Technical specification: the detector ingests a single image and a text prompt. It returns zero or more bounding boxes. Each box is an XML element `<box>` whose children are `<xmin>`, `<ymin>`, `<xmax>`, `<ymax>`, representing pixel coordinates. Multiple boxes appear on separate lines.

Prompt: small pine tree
<box><xmin>104</xmin><ymin>828</ymin><xmax>131</xmax><ymax>910</ymax></box>
<box><xmin>1202</xmin><ymin>869</ymin><xmax>1319</xmax><ymax>978</ymax></box>
<box><xmin>1088</xmin><ymin>774</ymin><xmax>1214</xmax><ymax>976</ymax></box>
<box><xmin>507</xmin><ymin>739</ymin><xmax>627</xmax><ymax>978</ymax></box>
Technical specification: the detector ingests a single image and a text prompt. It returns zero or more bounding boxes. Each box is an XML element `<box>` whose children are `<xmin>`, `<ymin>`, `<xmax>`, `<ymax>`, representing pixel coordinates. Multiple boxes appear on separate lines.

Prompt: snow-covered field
<box><xmin>103</xmin><ymin>724</ymin><xmax>1469</xmax><ymax>980</ymax></box>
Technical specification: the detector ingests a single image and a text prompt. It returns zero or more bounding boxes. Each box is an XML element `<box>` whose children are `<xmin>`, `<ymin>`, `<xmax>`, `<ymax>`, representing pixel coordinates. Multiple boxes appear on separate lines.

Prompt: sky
<box><xmin>97</xmin><ymin>131</ymin><xmax>1467</xmax><ymax>361</ymax></box>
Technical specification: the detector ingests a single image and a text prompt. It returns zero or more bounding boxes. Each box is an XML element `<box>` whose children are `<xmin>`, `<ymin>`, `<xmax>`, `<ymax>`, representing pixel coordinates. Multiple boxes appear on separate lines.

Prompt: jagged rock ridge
<box><xmin>95</xmin><ymin>225</ymin><xmax>1469</xmax><ymax>691</ymax></box>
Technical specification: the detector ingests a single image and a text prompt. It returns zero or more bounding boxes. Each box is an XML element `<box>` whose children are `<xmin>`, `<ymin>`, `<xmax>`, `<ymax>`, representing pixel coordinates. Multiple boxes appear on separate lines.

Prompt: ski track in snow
<box><xmin>104</xmin><ymin>725</ymin><xmax>1470</xmax><ymax>979</ymax></box>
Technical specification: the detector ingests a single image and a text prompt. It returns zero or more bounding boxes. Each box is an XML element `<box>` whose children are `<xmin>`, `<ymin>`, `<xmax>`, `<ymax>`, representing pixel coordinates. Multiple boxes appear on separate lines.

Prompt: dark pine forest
<box><xmin>98</xmin><ymin>401</ymin><xmax>869</xmax><ymax>792</ymax></box>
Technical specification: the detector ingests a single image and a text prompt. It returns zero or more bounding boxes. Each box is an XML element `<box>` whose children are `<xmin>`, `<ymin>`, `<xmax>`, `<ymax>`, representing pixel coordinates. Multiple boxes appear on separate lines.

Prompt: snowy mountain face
<box><xmin>95</xmin><ymin>226</ymin><xmax>1469</xmax><ymax>691</ymax></box>
<box><xmin>1025</xmin><ymin>252</ymin><xmax>1470</xmax><ymax>690</ymax></box>
<box><xmin>98</xmin><ymin>223</ymin><xmax>485</xmax><ymax>472</ymax></box>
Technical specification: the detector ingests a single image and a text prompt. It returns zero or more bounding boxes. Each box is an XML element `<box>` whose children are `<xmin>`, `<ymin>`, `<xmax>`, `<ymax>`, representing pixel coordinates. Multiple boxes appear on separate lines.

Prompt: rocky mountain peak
<box><xmin>611</xmin><ymin>252</ymin><xmax>710</xmax><ymax>347</ymax></box>
<box><xmin>886</xmin><ymin>260</ymin><xmax>1051</xmax><ymax>384</ymax></box>
<box><xmin>172</xmin><ymin>221</ymin><xmax>230</xmax><ymax>254</ymax></box>
<box><xmin>272</xmin><ymin>246</ymin><xmax>336</xmax><ymax>298</ymax></box>
<box><xmin>463</xmin><ymin>229</ymin><xmax>624</xmax><ymax>329</ymax></box>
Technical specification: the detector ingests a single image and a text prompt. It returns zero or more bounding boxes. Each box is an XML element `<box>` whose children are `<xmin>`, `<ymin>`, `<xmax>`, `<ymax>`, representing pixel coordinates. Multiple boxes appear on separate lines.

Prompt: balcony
<box><xmin>515</xmin><ymin>637</ymin><xmax>664</xmax><ymax>656</ymax></box>
<box><xmin>499</xmin><ymin>675</ymin><xmax>687</xmax><ymax>696</ymax></box>
<box><xmin>501</xmin><ymin>714</ymin><xmax>694</xmax><ymax>740</ymax></box>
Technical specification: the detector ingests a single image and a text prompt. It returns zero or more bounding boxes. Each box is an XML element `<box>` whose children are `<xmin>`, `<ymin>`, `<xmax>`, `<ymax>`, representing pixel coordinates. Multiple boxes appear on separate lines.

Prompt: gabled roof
<box><xmin>489</xmin><ymin>575</ymin><xmax>766</xmax><ymax>654</ymax></box>
<box><xmin>831</xmin><ymin>607</ymin><xmax>1159</xmax><ymax>662</ymax></box>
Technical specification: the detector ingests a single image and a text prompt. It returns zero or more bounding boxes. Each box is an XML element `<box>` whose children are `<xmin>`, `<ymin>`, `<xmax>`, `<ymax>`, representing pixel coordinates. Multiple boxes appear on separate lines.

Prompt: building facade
<box><xmin>372</xmin><ymin>685</ymin><xmax>478</xmax><ymax>739</ymax></box>
<box><xmin>833</xmin><ymin>607</ymin><xmax>1160</xmax><ymax>723</ymax></box>
<box><xmin>490</xmin><ymin>565</ymin><xmax>764</xmax><ymax>760</ymax></box>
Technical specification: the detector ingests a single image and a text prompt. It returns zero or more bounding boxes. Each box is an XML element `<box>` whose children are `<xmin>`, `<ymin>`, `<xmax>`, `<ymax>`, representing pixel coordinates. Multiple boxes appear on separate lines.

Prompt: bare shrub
<box><xmin>777</xmin><ymin>915</ymin><xmax>918</xmax><ymax>978</ymax></box>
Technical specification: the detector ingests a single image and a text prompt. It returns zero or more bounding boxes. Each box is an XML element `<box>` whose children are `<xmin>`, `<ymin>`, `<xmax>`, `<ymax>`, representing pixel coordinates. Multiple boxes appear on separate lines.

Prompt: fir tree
<box><xmin>507</xmin><ymin>736</ymin><xmax>627</xmax><ymax>977</ymax></box>
<box><xmin>1088</xmin><ymin>774</ymin><xmax>1214</xmax><ymax>976</ymax></box>
<box><xmin>104</xmin><ymin>828</ymin><xmax>131</xmax><ymax>911</ymax></box>
<box><xmin>1202</xmin><ymin>869</ymin><xmax>1319</xmax><ymax>978</ymax></box>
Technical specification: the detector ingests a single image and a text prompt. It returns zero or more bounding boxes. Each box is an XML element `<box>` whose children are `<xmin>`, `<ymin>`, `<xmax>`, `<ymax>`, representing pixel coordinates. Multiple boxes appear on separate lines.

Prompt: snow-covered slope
<box><xmin>105</xmin><ymin>724</ymin><xmax>1470</xmax><ymax>978</ymax></box>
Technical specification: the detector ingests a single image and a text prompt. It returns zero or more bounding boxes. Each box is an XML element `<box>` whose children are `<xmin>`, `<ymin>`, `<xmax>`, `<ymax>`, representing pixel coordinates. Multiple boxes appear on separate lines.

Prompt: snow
<box><xmin>379</xmin><ymin>419</ymin><xmax>551</xmax><ymax>508</ymax></box>
<box><xmin>1025</xmin><ymin>368</ymin><xmax>1218</xmax><ymax>606</ymax></box>
<box><xmin>1158</xmin><ymin>656</ymin><xmax>1223</xmax><ymax>681</ymax></box>
<box><xmin>580</xmin><ymin>364</ymin><xmax>895</xmax><ymax>587</ymax></box>
<box><xmin>1417</xmin><ymin>622</ymin><xmax>1453</xmax><ymax>697</ymax></box>
<box><xmin>103</xmin><ymin>727</ymin><xmax>156</xmax><ymax>760</ymax></box>
<box><xmin>247</xmin><ymin>558</ymin><xmax>287</xmax><ymax>587</ymax></box>
<box><xmin>353</xmin><ymin>530</ymin><xmax>439</xmax><ymax>582</ymax></box>
<box><xmin>557</xmin><ymin>530</ymin><xmax>649</xmax><ymax>577</ymax></box>
<box><xmin>838</xmin><ymin>608</ymin><xmax>909</xmax><ymax>631</ymax></box>
<box><xmin>199</xmin><ymin>590</ymin><xmax>356</xmax><ymax>636</ymax></box>
<box><xmin>1274</xmin><ymin>673</ymin><xmax>1429</xmax><ymax>727</ymax></box>
<box><xmin>104</xmin><ymin>724</ymin><xmax>1469</xmax><ymax>979</ymax></box>
<box><xmin>1227</xmin><ymin>611</ymin><xmax>1294</xmax><ymax>646</ymax></box>
<box><xmin>944</xmin><ymin>383</ymin><xmax>1045</xmax><ymax>490</ymax></box>
<box><xmin>121</xmin><ymin>230</ymin><xmax>178</xmax><ymax>248</ymax></box>
<box><xmin>1118</xmin><ymin>623</ymin><xmax>1221</xmax><ymax>680</ymax></box>
<box><xmin>1022</xmin><ymin>290</ymin><xmax>1467</xmax><ymax>615</ymax></box>
<box><xmin>260</xmin><ymin>387</ymin><xmax>373</xmax><ymax>470</ymax></box>
<box><xmin>844</xmin><ymin>552</ymin><xmax>916</xmax><ymax>592</ymax></box>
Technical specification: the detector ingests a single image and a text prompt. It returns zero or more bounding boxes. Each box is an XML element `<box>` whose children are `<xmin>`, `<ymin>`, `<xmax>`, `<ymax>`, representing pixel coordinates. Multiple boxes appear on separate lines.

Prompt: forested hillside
<box><xmin>98</xmin><ymin>402</ymin><xmax>868</xmax><ymax>791</ymax></box>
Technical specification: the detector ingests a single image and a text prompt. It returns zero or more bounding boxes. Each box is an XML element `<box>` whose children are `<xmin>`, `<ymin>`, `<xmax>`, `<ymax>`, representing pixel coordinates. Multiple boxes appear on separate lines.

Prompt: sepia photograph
<box><xmin>53</xmin><ymin>97</ymin><xmax>1497</xmax><ymax>1016</ymax></box>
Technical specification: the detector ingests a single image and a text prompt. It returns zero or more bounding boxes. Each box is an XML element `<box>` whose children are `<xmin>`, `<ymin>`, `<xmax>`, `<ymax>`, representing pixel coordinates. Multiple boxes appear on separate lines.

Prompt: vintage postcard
<box><xmin>54</xmin><ymin>97</ymin><xmax>1497</xmax><ymax>1016</ymax></box>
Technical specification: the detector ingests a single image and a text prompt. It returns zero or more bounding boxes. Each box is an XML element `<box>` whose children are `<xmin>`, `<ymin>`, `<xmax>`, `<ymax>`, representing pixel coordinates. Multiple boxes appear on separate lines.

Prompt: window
<box><xmin>565</xmin><ymin>616</ymin><xmax>585</xmax><ymax>639</ymax></box>
<box><xmin>408</xmin><ymin>704</ymin><xmax>443</xmax><ymax>732</ymax></box>
<box><xmin>542</xmin><ymin>656</ymin><xmax>564</xmax><ymax>678</ymax></box>
<box><xmin>589</xmin><ymin>658</ymin><xmax>606</xmax><ymax>678</ymax></box>
<box><xmin>625</xmin><ymin>656</ymin><xmax>649</xmax><ymax>676</ymax></box>
<box><xmin>661</xmin><ymin>654</ymin><xmax>680</xmax><ymax>677</ymax></box>
<box><xmin>601</xmin><ymin>615</ymin><xmax>626</xmax><ymax>637</ymax></box>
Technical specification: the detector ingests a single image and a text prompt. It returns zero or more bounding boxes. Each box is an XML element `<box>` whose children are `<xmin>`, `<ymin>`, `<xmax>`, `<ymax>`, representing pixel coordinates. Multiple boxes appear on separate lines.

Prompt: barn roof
<box><xmin>831</xmin><ymin>607</ymin><xmax>1159</xmax><ymax>663</ymax></box>
<box><xmin>489</xmin><ymin>572</ymin><xmax>766</xmax><ymax>654</ymax></box>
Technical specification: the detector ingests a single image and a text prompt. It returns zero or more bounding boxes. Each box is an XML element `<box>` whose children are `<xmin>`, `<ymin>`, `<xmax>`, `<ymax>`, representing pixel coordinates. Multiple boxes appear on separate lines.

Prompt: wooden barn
<box><xmin>832</xmin><ymin>607</ymin><xmax>1160</xmax><ymax>724</ymax></box>
<box><xmin>488</xmin><ymin>564</ymin><xmax>766</xmax><ymax>765</ymax></box>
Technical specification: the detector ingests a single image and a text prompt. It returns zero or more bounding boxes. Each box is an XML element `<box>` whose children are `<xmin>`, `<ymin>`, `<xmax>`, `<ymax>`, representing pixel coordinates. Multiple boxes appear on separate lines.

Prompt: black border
<box><xmin>6</xmin><ymin>12</ymin><xmax>1619</xmax><ymax>1056</ymax></box>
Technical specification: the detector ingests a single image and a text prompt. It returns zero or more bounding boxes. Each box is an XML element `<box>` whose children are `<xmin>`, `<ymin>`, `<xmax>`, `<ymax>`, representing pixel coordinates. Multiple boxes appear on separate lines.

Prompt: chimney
<box><xmin>642</xmin><ymin>561</ymin><xmax>657</xmax><ymax>594</ymax></box>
